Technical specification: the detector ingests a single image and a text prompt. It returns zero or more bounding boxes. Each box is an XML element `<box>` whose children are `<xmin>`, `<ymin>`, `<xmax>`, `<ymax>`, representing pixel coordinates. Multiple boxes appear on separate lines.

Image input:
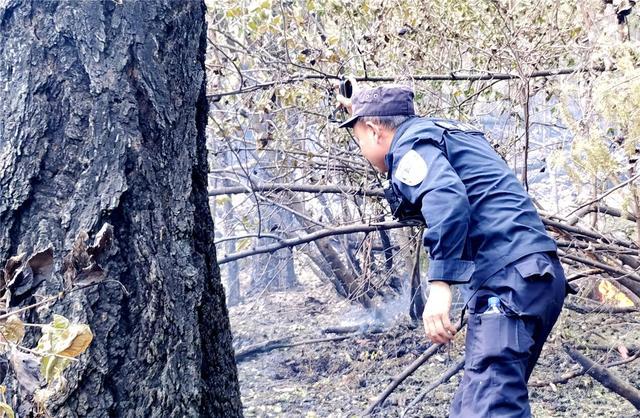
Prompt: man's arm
<box><xmin>394</xmin><ymin>137</ymin><xmax>474</xmax><ymax>282</ymax></box>
<box><xmin>392</xmin><ymin>137</ymin><xmax>473</xmax><ymax>343</ymax></box>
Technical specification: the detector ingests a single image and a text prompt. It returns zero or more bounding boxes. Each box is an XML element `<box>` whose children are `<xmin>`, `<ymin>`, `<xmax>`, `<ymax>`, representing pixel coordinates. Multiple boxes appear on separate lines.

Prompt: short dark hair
<box><xmin>359</xmin><ymin>115</ymin><xmax>412</xmax><ymax>130</ymax></box>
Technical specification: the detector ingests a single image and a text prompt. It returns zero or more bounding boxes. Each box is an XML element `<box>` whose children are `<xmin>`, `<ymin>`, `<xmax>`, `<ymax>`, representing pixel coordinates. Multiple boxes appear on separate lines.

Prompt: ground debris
<box><xmin>231</xmin><ymin>283</ymin><xmax>640</xmax><ymax>417</ymax></box>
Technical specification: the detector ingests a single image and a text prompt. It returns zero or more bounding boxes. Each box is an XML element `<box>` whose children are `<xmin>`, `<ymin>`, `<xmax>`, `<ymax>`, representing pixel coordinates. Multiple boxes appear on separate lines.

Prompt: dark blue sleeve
<box><xmin>392</xmin><ymin>138</ymin><xmax>475</xmax><ymax>284</ymax></box>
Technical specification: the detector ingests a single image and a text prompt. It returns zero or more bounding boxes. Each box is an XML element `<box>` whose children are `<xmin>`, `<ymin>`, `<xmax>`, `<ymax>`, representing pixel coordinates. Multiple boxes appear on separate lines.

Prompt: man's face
<box><xmin>352</xmin><ymin>119</ymin><xmax>391</xmax><ymax>172</ymax></box>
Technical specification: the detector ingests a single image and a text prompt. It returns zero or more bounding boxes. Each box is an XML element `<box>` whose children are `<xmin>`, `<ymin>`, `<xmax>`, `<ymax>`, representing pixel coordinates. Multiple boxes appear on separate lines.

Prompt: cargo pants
<box><xmin>449</xmin><ymin>252</ymin><xmax>568</xmax><ymax>418</ymax></box>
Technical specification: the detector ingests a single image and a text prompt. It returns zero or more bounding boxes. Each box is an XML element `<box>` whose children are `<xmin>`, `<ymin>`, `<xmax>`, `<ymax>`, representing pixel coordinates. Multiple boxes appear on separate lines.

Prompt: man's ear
<box><xmin>364</xmin><ymin>120</ymin><xmax>382</xmax><ymax>141</ymax></box>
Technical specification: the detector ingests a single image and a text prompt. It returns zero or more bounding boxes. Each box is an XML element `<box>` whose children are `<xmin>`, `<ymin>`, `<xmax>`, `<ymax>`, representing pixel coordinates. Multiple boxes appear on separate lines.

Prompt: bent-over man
<box><xmin>337</xmin><ymin>84</ymin><xmax>572</xmax><ymax>417</ymax></box>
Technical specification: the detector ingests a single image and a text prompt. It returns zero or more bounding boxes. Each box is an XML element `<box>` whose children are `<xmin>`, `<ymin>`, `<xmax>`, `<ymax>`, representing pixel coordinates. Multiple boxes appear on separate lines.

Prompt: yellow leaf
<box><xmin>59</xmin><ymin>325</ymin><xmax>93</xmax><ymax>357</ymax></box>
<box><xmin>0</xmin><ymin>402</ymin><xmax>14</xmax><ymax>418</ymax></box>
<box><xmin>226</xmin><ymin>6</ymin><xmax>242</xmax><ymax>17</ymax></box>
<box><xmin>236</xmin><ymin>238</ymin><xmax>251</xmax><ymax>252</ymax></box>
<box><xmin>598</xmin><ymin>279</ymin><xmax>635</xmax><ymax>307</ymax></box>
<box><xmin>51</xmin><ymin>315</ymin><xmax>69</xmax><ymax>330</ymax></box>
<box><xmin>40</xmin><ymin>356</ymin><xmax>70</xmax><ymax>385</ymax></box>
<box><xmin>37</xmin><ymin>315</ymin><xmax>93</xmax><ymax>357</ymax></box>
<box><xmin>1</xmin><ymin>315</ymin><xmax>24</xmax><ymax>345</ymax></box>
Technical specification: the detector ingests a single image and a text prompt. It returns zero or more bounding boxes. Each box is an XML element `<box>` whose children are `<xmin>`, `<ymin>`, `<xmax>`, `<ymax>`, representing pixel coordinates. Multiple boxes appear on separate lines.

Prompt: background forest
<box><xmin>206</xmin><ymin>0</ymin><xmax>640</xmax><ymax>416</ymax></box>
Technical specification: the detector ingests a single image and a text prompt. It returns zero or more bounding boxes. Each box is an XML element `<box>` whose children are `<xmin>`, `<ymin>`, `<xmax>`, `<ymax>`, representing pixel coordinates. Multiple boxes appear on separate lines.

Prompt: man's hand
<box><xmin>333</xmin><ymin>76</ymin><xmax>357</xmax><ymax>115</ymax></box>
<box><xmin>423</xmin><ymin>281</ymin><xmax>457</xmax><ymax>344</ymax></box>
<box><xmin>336</xmin><ymin>92</ymin><xmax>353</xmax><ymax>115</ymax></box>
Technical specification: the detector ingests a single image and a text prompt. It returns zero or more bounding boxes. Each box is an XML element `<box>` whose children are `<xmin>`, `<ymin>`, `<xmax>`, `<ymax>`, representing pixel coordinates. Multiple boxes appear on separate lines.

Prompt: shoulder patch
<box><xmin>395</xmin><ymin>150</ymin><xmax>428</xmax><ymax>186</ymax></box>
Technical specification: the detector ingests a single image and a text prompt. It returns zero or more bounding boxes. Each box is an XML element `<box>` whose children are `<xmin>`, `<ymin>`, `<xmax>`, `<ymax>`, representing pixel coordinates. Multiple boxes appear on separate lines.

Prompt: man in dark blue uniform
<box><xmin>337</xmin><ymin>85</ymin><xmax>571</xmax><ymax>417</ymax></box>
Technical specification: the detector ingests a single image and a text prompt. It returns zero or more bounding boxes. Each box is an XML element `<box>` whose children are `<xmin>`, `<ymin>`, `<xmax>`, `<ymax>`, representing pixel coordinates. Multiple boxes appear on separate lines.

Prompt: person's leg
<box><xmin>450</xmin><ymin>309</ymin><xmax>534</xmax><ymax>418</ymax></box>
<box><xmin>450</xmin><ymin>252</ymin><xmax>567</xmax><ymax>417</ymax></box>
<box><xmin>524</xmin><ymin>256</ymin><xmax>567</xmax><ymax>380</ymax></box>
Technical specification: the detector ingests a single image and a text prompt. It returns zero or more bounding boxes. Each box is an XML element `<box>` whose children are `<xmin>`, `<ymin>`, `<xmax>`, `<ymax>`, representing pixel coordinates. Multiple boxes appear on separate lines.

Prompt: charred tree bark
<box><xmin>0</xmin><ymin>0</ymin><xmax>242</xmax><ymax>416</ymax></box>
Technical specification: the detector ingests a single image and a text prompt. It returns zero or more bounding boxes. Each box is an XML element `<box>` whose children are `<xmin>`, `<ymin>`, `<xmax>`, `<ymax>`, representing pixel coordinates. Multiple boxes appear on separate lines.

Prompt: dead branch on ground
<box><xmin>362</xmin><ymin>319</ymin><xmax>467</xmax><ymax>415</ymax></box>
<box><xmin>401</xmin><ymin>357</ymin><xmax>465</xmax><ymax>417</ymax></box>
<box><xmin>235</xmin><ymin>333</ymin><xmax>360</xmax><ymax>363</ymax></box>
<box><xmin>530</xmin><ymin>348</ymin><xmax>640</xmax><ymax>387</ymax></box>
<box><xmin>564</xmin><ymin>345</ymin><xmax>640</xmax><ymax>409</ymax></box>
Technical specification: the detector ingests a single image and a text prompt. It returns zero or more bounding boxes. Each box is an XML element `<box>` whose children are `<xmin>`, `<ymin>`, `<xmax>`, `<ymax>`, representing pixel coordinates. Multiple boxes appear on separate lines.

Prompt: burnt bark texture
<box><xmin>0</xmin><ymin>0</ymin><xmax>242</xmax><ymax>417</ymax></box>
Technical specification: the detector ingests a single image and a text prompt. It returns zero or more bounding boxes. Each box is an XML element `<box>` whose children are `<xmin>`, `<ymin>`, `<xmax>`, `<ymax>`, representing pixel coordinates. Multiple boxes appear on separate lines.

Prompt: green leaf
<box><xmin>40</xmin><ymin>357</ymin><xmax>71</xmax><ymax>385</ymax></box>
<box><xmin>226</xmin><ymin>6</ymin><xmax>242</xmax><ymax>17</ymax></box>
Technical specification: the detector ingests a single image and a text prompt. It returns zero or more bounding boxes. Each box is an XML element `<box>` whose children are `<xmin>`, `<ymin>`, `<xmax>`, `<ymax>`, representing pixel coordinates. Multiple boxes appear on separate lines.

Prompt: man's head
<box><xmin>338</xmin><ymin>85</ymin><xmax>415</xmax><ymax>172</ymax></box>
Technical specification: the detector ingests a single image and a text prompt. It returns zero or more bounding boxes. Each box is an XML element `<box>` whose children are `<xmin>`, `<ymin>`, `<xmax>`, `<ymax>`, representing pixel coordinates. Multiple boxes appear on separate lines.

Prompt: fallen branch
<box><xmin>401</xmin><ymin>357</ymin><xmax>465</xmax><ymax>417</ymax></box>
<box><xmin>564</xmin><ymin>345</ymin><xmax>640</xmax><ymax>409</ymax></box>
<box><xmin>556</xmin><ymin>240</ymin><xmax>638</xmax><ymax>255</ymax></box>
<box><xmin>530</xmin><ymin>349</ymin><xmax>640</xmax><ymax>387</ymax></box>
<box><xmin>566</xmin><ymin>268</ymin><xmax>602</xmax><ymax>282</ymax></box>
<box><xmin>576</xmin><ymin>343</ymin><xmax>640</xmax><ymax>352</ymax></box>
<box><xmin>235</xmin><ymin>333</ymin><xmax>360</xmax><ymax>362</ymax></box>
<box><xmin>568</xmin><ymin>204</ymin><xmax>638</xmax><ymax>225</ymax></box>
<box><xmin>323</xmin><ymin>325</ymin><xmax>362</xmax><ymax>334</ymax></box>
<box><xmin>564</xmin><ymin>302</ymin><xmax>639</xmax><ymax>314</ymax></box>
<box><xmin>322</xmin><ymin>323</ymin><xmax>386</xmax><ymax>335</ymax></box>
<box><xmin>557</xmin><ymin>250</ymin><xmax>640</xmax><ymax>283</ymax></box>
<box><xmin>363</xmin><ymin>319</ymin><xmax>467</xmax><ymax>416</ymax></box>
<box><xmin>544</xmin><ymin>218</ymin><xmax>638</xmax><ymax>249</ymax></box>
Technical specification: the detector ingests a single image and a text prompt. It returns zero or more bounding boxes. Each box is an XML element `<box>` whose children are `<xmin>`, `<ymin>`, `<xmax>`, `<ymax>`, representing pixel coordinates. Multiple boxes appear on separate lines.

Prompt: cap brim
<box><xmin>338</xmin><ymin>115</ymin><xmax>359</xmax><ymax>129</ymax></box>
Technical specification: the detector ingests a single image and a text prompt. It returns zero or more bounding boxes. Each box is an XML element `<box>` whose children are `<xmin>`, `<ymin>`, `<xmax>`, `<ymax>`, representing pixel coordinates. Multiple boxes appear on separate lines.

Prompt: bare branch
<box><xmin>217</xmin><ymin>220</ymin><xmax>418</xmax><ymax>265</ymax></box>
<box><xmin>401</xmin><ymin>357</ymin><xmax>465</xmax><ymax>417</ymax></box>
<box><xmin>567</xmin><ymin>172</ymin><xmax>640</xmax><ymax>217</ymax></box>
<box><xmin>209</xmin><ymin>183</ymin><xmax>384</xmax><ymax>197</ymax></box>
<box><xmin>235</xmin><ymin>332</ymin><xmax>360</xmax><ymax>363</ymax></box>
<box><xmin>363</xmin><ymin>319</ymin><xmax>467</xmax><ymax>415</ymax></box>
<box><xmin>208</xmin><ymin>66</ymin><xmax>607</xmax><ymax>99</ymax></box>
<box><xmin>568</xmin><ymin>204</ymin><xmax>638</xmax><ymax>225</ymax></box>
<box><xmin>530</xmin><ymin>349</ymin><xmax>640</xmax><ymax>387</ymax></box>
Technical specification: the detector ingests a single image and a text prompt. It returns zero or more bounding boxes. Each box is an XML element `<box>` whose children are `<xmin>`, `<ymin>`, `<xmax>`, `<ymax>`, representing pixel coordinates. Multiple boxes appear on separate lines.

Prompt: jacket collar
<box><xmin>385</xmin><ymin>116</ymin><xmax>421</xmax><ymax>177</ymax></box>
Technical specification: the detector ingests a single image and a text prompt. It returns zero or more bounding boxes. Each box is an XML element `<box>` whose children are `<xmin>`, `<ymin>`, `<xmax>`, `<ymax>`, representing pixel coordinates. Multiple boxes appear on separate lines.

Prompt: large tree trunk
<box><xmin>0</xmin><ymin>0</ymin><xmax>242</xmax><ymax>416</ymax></box>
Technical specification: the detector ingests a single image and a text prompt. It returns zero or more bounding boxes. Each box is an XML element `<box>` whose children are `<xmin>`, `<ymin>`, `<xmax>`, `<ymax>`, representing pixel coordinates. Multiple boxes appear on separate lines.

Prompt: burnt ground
<box><xmin>230</xmin><ymin>280</ymin><xmax>640</xmax><ymax>417</ymax></box>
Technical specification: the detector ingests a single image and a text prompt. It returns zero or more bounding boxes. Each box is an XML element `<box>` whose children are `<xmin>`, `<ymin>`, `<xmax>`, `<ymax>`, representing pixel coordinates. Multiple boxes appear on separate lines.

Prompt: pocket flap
<box><xmin>513</xmin><ymin>255</ymin><xmax>555</xmax><ymax>280</ymax></box>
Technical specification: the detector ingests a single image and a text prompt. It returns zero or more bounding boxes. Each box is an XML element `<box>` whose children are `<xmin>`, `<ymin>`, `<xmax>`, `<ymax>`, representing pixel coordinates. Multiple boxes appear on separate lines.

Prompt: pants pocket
<box><xmin>467</xmin><ymin>312</ymin><xmax>533</xmax><ymax>372</ymax></box>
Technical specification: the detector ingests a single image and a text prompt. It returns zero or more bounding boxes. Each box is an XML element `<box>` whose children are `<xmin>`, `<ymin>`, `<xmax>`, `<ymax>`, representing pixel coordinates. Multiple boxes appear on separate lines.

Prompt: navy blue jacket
<box><xmin>384</xmin><ymin>117</ymin><xmax>557</xmax><ymax>288</ymax></box>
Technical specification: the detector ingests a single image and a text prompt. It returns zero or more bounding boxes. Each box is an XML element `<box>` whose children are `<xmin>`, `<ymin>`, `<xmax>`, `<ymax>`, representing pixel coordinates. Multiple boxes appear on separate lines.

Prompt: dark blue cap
<box><xmin>338</xmin><ymin>85</ymin><xmax>415</xmax><ymax>128</ymax></box>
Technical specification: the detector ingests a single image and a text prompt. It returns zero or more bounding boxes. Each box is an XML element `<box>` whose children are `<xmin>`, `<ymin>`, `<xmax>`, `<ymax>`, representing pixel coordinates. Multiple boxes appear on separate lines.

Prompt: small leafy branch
<box><xmin>0</xmin><ymin>223</ymin><xmax>120</xmax><ymax>417</ymax></box>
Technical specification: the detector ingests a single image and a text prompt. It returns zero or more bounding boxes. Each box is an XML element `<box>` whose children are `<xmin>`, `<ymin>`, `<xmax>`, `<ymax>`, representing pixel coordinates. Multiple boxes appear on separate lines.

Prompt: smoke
<box><xmin>336</xmin><ymin>282</ymin><xmax>466</xmax><ymax>331</ymax></box>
